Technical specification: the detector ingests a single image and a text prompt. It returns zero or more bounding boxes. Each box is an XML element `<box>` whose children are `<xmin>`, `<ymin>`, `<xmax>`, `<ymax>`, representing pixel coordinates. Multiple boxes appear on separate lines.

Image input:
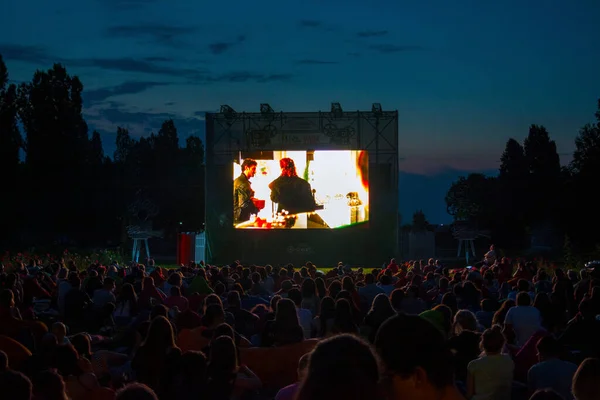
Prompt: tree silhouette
<box><xmin>114</xmin><ymin>127</ymin><xmax>135</xmax><ymax>164</ymax></box>
<box><xmin>524</xmin><ymin>124</ymin><xmax>561</xmax><ymax>179</ymax></box>
<box><xmin>523</xmin><ymin>124</ymin><xmax>561</xmax><ymax>229</ymax></box>
<box><xmin>18</xmin><ymin>64</ymin><xmax>89</xmax><ymax>170</ymax></box>
<box><xmin>184</xmin><ymin>135</ymin><xmax>205</xmax><ymax>167</ymax></box>
<box><xmin>0</xmin><ymin>55</ymin><xmax>21</xmax><ymax>171</ymax></box>
<box><xmin>153</xmin><ymin>119</ymin><xmax>181</xmax><ymax>184</ymax></box>
<box><xmin>15</xmin><ymin>64</ymin><xmax>95</xmax><ymax>237</ymax></box>
<box><xmin>445</xmin><ymin>99</ymin><xmax>600</xmax><ymax>253</ymax></box>
<box><xmin>411</xmin><ymin>210</ymin><xmax>429</xmax><ymax>231</ymax></box>
<box><xmin>566</xmin><ymin>99</ymin><xmax>600</xmax><ymax>248</ymax></box>
<box><xmin>0</xmin><ymin>55</ymin><xmax>23</xmax><ymax>242</ymax></box>
<box><xmin>179</xmin><ymin>135</ymin><xmax>206</xmax><ymax>230</ymax></box>
<box><xmin>571</xmin><ymin>101</ymin><xmax>600</xmax><ymax>176</ymax></box>
<box><xmin>0</xmin><ymin>55</ymin><xmax>206</xmax><ymax>249</ymax></box>
<box><xmin>156</xmin><ymin>119</ymin><xmax>179</xmax><ymax>150</ymax></box>
<box><xmin>499</xmin><ymin>138</ymin><xmax>527</xmax><ymax>179</ymax></box>
<box><xmin>89</xmin><ymin>131</ymin><xmax>104</xmax><ymax>165</ymax></box>
<box><xmin>497</xmin><ymin>138</ymin><xmax>529</xmax><ymax>249</ymax></box>
<box><xmin>445</xmin><ymin>173</ymin><xmax>496</xmax><ymax>223</ymax></box>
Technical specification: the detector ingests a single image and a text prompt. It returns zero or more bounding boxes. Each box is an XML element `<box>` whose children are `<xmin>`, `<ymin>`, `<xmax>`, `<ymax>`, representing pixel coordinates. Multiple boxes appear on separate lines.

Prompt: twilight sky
<box><xmin>1</xmin><ymin>0</ymin><xmax>599</xmax><ymax>222</ymax></box>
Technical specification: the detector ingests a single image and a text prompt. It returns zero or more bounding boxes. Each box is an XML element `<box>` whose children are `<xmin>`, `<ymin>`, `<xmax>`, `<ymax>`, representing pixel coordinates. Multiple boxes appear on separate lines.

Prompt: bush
<box><xmin>1</xmin><ymin>248</ymin><xmax>126</xmax><ymax>271</ymax></box>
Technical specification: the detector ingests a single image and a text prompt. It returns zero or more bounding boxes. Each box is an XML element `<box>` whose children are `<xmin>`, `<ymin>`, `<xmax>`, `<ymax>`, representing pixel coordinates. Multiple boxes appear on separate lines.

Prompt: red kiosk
<box><xmin>176</xmin><ymin>231</ymin><xmax>206</xmax><ymax>266</ymax></box>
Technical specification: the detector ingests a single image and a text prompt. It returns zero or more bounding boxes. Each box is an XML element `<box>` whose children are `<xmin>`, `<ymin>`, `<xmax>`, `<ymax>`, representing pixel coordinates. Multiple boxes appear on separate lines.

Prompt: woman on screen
<box><xmin>269</xmin><ymin>158</ymin><xmax>316</xmax><ymax>214</ymax></box>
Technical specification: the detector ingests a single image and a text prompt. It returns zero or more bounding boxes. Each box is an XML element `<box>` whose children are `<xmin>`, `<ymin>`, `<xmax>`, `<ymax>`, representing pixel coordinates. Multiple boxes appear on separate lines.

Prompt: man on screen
<box><xmin>233</xmin><ymin>159</ymin><xmax>264</xmax><ymax>223</ymax></box>
<box><xmin>269</xmin><ymin>158</ymin><xmax>316</xmax><ymax>214</ymax></box>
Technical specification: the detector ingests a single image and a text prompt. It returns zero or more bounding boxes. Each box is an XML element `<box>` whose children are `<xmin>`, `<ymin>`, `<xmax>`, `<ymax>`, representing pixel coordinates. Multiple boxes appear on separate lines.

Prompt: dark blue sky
<box><xmin>1</xmin><ymin>0</ymin><xmax>599</xmax><ymax>222</ymax></box>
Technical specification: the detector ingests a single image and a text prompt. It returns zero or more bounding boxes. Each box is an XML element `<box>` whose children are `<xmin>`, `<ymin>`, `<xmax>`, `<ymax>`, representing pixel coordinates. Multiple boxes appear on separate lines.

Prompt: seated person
<box><xmin>269</xmin><ymin>158</ymin><xmax>316</xmax><ymax>214</ymax></box>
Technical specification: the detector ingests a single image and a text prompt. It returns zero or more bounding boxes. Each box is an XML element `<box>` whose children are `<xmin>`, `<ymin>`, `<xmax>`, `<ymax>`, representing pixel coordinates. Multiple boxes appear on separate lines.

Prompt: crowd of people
<box><xmin>1</xmin><ymin>248</ymin><xmax>600</xmax><ymax>400</ymax></box>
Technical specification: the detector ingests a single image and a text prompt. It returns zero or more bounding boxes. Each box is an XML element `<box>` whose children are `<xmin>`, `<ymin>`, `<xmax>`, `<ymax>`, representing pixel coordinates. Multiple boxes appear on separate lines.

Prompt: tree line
<box><xmin>3</xmin><ymin>52</ymin><xmax>598</xmax><ymax>256</ymax></box>
<box><xmin>0</xmin><ymin>55</ymin><xmax>205</xmax><ymax>249</ymax></box>
<box><xmin>445</xmin><ymin>101</ymin><xmax>600</xmax><ymax>255</ymax></box>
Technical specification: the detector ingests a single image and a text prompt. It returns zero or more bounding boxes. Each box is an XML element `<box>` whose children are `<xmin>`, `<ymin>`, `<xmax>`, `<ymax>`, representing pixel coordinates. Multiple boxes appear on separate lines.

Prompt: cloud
<box><xmin>99</xmin><ymin>107</ymin><xmax>171</xmax><ymax>126</ymax></box>
<box><xmin>105</xmin><ymin>24</ymin><xmax>196</xmax><ymax>47</ymax></box>
<box><xmin>83</xmin><ymin>81</ymin><xmax>169</xmax><ymax>106</ymax></box>
<box><xmin>89</xmin><ymin>105</ymin><xmax>205</xmax><ymax>139</ymax></box>
<box><xmin>143</xmin><ymin>56</ymin><xmax>171</xmax><ymax>62</ymax></box>
<box><xmin>98</xmin><ymin>0</ymin><xmax>159</xmax><ymax>10</ymax></box>
<box><xmin>258</xmin><ymin>74</ymin><xmax>292</xmax><ymax>82</ymax></box>
<box><xmin>0</xmin><ymin>43</ymin><xmax>55</xmax><ymax>64</ymax></box>
<box><xmin>0</xmin><ymin>44</ymin><xmax>204</xmax><ymax>80</ymax></box>
<box><xmin>71</xmin><ymin>58</ymin><xmax>206</xmax><ymax>80</ymax></box>
<box><xmin>357</xmin><ymin>30</ymin><xmax>389</xmax><ymax>38</ymax></box>
<box><xmin>399</xmin><ymin>154</ymin><xmax>499</xmax><ymax>176</ymax></box>
<box><xmin>208</xmin><ymin>35</ymin><xmax>246</xmax><ymax>55</ymax></box>
<box><xmin>207</xmin><ymin>71</ymin><xmax>292</xmax><ymax>83</ymax></box>
<box><xmin>208</xmin><ymin>43</ymin><xmax>233</xmax><ymax>55</ymax></box>
<box><xmin>298</xmin><ymin>20</ymin><xmax>322</xmax><ymax>28</ymax></box>
<box><xmin>296</xmin><ymin>59</ymin><xmax>338</xmax><ymax>65</ymax></box>
<box><xmin>0</xmin><ymin>44</ymin><xmax>292</xmax><ymax>85</ymax></box>
<box><xmin>369</xmin><ymin>44</ymin><xmax>423</xmax><ymax>53</ymax></box>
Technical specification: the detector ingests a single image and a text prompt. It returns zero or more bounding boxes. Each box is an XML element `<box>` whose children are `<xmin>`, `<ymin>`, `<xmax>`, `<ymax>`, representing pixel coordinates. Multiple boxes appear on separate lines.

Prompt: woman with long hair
<box><xmin>256</xmin><ymin>295</ymin><xmax>280</xmax><ymax>347</ymax></box>
<box><xmin>300</xmin><ymin>278</ymin><xmax>319</xmax><ymax>315</ymax></box>
<box><xmin>328</xmin><ymin>280</ymin><xmax>342</xmax><ymax>300</ymax></box>
<box><xmin>113</xmin><ymin>283</ymin><xmax>138</xmax><ymax>326</ymax></box>
<box><xmin>335</xmin><ymin>290</ymin><xmax>361</xmax><ymax>321</ymax></box>
<box><xmin>448</xmin><ymin>310</ymin><xmax>481</xmax><ymax>383</ymax></box>
<box><xmin>492</xmin><ymin>299</ymin><xmax>515</xmax><ymax>326</ymax></box>
<box><xmin>332</xmin><ymin>298</ymin><xmax>358</xmax><ymax>335</ymax></box>
<box><xmin>207</xmin><ymin>335</ymin><xmax>261</xmax><ymax>400</ymax></box>
<box><xmin>315</xmin><ymin>277</ymin><xmax>327</xmax><ymax>299</ymax></box>
<box><xmin>138</xmin><ymin>277</ymin><xmax>165</xmax><ymax>310</ymax></box>
<box><xmin>364</xmin><ymin>294</ymin><xmax>396</xmax><ymax>343</ymax></box>
<box><xmin>268</xmin><ymin>157</ymin><xmax>316</xmax><ymax>214</ymax></box>
<box><xmin>533</xmin><ymin>292</ymin><xmax>554</xmax><ymax>330</ymax></box>
<box><xmin>441</xmin><ymin>292</ymin><xmax>458</xmax><ymax>317</ymax></box>
<box><xmin>573</xmin><ymin>358</ymin><xmax>600</xmax><ymax>400</ymax></box>
<box><xmin>460</xmin><ymin>281</ymin><xmax>482</xmax><ymax>312</ymax></box>
<box><xmin>131</xmin><ymin>316</ymin><xmax>181</xmax><ymax>397</ymax></box>
<box><xmin>342</xmin><ymin>276</ymin><xmax>361</xmax><ymax>310</ymax></box>
<box><xmin>272</xmin><ymin>298</ymin><xmax>304</xmax><ymax>346</ymax></box>
<box><xmin>312</xmin><ymin>296</ymin><xmax>336</xmax><ymax>338</ymax></box>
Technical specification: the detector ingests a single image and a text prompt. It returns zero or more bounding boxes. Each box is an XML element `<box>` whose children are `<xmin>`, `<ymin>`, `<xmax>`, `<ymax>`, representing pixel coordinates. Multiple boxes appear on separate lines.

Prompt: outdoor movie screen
<box><xmin>233</xmin><ymin>150</ymin><xmax>369</xmax><ymax>229</ymax></box>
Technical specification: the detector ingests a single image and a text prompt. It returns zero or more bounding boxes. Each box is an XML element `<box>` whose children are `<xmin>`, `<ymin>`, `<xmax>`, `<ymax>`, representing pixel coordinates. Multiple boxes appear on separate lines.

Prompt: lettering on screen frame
<box><xmin>280</xmin><ymin>133</ymin><xmax>325</xmax><ymax>146</ymax></box>
<box><xmin>246</xmin><ymin>124</ymin><xmax>357</xmax><ymax>149</ymax></box>
<box><xmin>286</xmin><ymin>244</ymin><xmax>314</xmax><ymax>254</ymax></box>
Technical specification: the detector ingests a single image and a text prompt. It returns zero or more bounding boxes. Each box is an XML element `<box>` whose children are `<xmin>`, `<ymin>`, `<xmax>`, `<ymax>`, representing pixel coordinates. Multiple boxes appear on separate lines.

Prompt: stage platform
<box><xmin>204</xmin><ymin>105</ymin><xmax>399</xmax><ymax>267</ymax></box>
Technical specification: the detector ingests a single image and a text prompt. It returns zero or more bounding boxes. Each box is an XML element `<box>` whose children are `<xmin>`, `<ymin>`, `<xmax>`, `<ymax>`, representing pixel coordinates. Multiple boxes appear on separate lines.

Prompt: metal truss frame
<box><xmin>207</xmin><ymin>110</ymin><xmax>398</xmax><ymax>165</ymax></box>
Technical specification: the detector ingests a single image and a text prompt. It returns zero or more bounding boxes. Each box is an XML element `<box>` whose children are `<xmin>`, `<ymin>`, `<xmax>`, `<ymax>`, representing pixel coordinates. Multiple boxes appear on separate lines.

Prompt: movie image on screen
<box><xmin>233</xmin><ymin>150</ymin><xmax>369</xmax><ymax>229</ymax></box>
